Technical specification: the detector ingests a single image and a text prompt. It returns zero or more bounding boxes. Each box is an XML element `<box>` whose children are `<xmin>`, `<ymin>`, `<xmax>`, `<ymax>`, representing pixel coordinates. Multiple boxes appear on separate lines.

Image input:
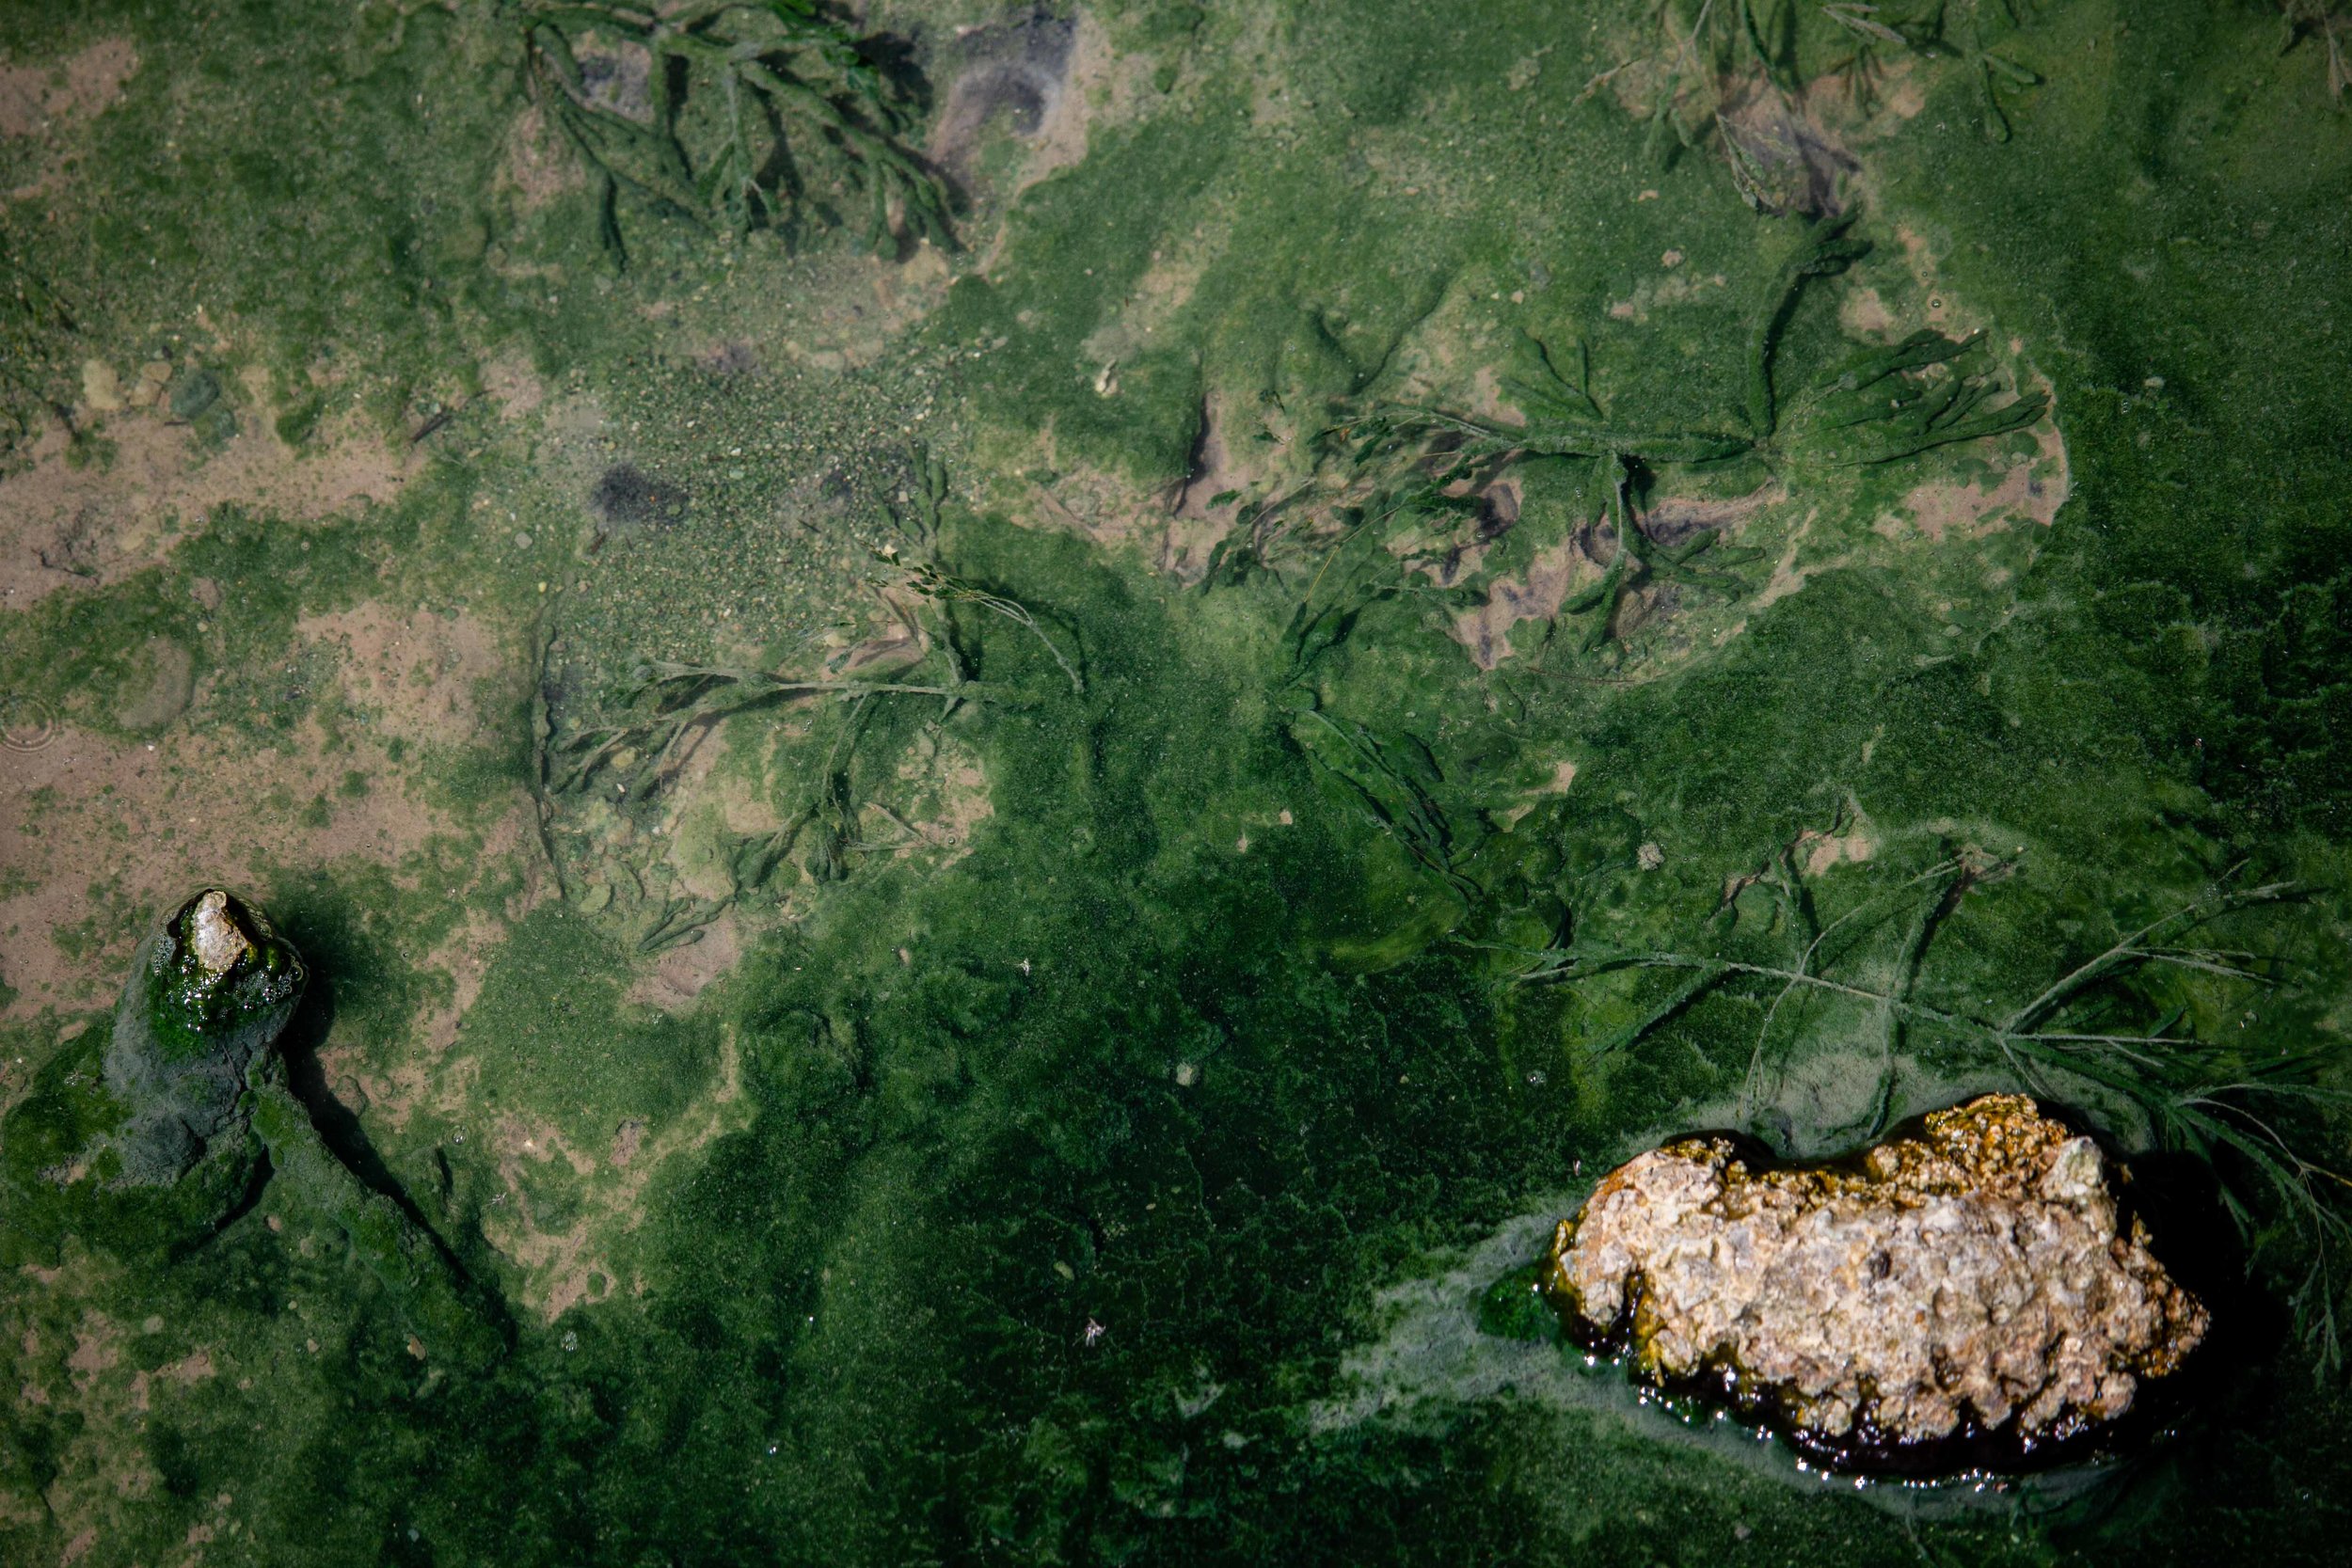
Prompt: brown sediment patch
<box><xmin>494</xmin><ymin>102</ymin><xmax>585</xmax><ymax>214</ymax></box>
<box><xmin>295</xmin><ymin>603</ymin><xmax>508</xmax><ymax>750</ymax></box>
<box><xmin>1641</xmin><ymin>483</ymin><xmax>1785</xmax><ymax>550</ymax></box>
<box><xmin>12</xmin><ymin>1304</ymin><xmax>231</xmax><ymax>1540</ymax></box>
<box><xmin>610</xmin><ymin>1117</ymin><xmax>646</xmax><ymax>1168</ymax></box>
<box><xmin>128</xmin><ymin>1346</ymin><xmax>215</xmax><ymax>1413</ymax></box>
<box><xmin>1883</xmin><ymin>419</ymin><xmax>2069</xmax><ymax>541</ymax></box>
<box><xmin>0</xmin><ymin>37</ymin><xmax>136</xmax><ymax>137</ymax></box>
<box><xmin>1449</xmin><ymin>483</ymin><xmax>1780</xmax><ymax>670</ymax></box>
<box><xmin>1756</xmin><ymin>508</ymin><xmax>1820</xmax><ymax>609</ymax></box>
<box><xmin>1450</xmin><ymin>534</ymin><xmax>1603</xmax><ymax>671</ymax></box>
<box><xmin>1008</xmin><ymin>426</ymin><xmax>1231</xmax><ymax>581</ymax></box>
<box><xmin>1839</xmin><ymin>284</ymin><xmax>1897</xmax><ymax>339</ymax></box>
<box><xmin>878</xmin><ymin>730</ymin><xmax>993</xmax><ymax>869</ymax></box>
<box><xmin>1883</xmin><ymin>223</ymin><xmax>1983</xmax><ymax>336</ymax></box>
<box><xmin>1796</xmin><ymin>809</ymin><xmax>1877</xmax><ymax>876</ymax></box>
<box><xmin>1716</xmin><ymin>81</ymin><xmax>1858</xmax><ymax>218</ymax></box>
<box><xmin>482</xmin><ymin>351</ymin><xmax>548</xmax><ymax>421</ymax></box>
<box><xmin>627</xmin><ymin>911</ymin><xmax>741</xmax><ymax>1011</ymax></box>
<box><xmin>484</xmin><ymin>1022</ymin><xmax>752</xmax><ymax>1323</ymax></box>
<box><xmin>834</xmin><ymin>589</ymin><xmax>929</xmax><ymax>677</ymax></box>
<box><xmin>0</xmin><ymin>653</ymin><xmax>534</xmax><ymax>1024</ymax></box>
<box><xmin>1494</xmin><ymin>759</ymin><xmax>1578</xmax><ymax>830</ymax></box>
<box><xmin>495</xmin><ymin>1113</ymin><xmax>599</xmax><ymax>1178</ymax></box>
<box><xmin>1605</xmin><ymin>268</ymin><xmax>1732</xmax><ymax>325</ymax></box>
<box><xmin>0</xmin><ymin>405</ymin><xmax>420</xmax><ymax>610</ymax></box>
<box><xmin>1077</xmin><ymin>227</ymin><xmax>1218</xmax><ymax>371</ymax></box>
<box><xmin>1803</xmin><ymin>53</ymin><xmax>1928</xmax><ymax>135</ymax></box>
<box><xmin>65</xmin><ymin>1313</ymin><xmax>118</xmax><ymax>1393</ymax></box>
<box><xmin>329</xmin><ymin>894</ymin><xmax>526</xmax><ymax>1136</ymax></box>
<box><xmin>0</xmin><ymin>37</ymin><xmax>137</xmax><ymax>200</ymax></box>
<box><xmin>1070</xmin><ymin>213</ymin><xmax>1229</xmax><ymax>445</ymax></box>
<box><xmin>761</xmin><ymin>240</ymin><xmax>953</xmax><ymax>372</ymax></box>
<box><xmin>1155</xmin><ymin>391</ymin><xmax>1267</xmax><ymax>580</ymax></box>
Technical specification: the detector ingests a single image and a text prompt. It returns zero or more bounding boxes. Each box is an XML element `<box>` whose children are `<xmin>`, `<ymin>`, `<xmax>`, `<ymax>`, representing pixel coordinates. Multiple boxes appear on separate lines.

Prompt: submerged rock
<box><xmin>105</xmin><ymin>887</ymin><xmax>308</xmax><ymax>1184</ymax></box>
<box><xmin>1</xmin><ymin>888</ymin><xmax>506</xmax><ymax>1361</ymax></box>
<box><xmin>1540</xmin><ymin>1095</ymin><xmax>2208</xmax><ymax>1473</ymax></box>
<box><xmin>2</xmin><ymin>889</ymin><xmax>305</xmax><ymax>1260</ymax></box>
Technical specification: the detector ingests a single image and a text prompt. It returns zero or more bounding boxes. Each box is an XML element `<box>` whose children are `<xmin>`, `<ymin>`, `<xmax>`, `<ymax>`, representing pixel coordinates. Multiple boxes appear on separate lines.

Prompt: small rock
<box><xmin>98</xmin><ymin>889</ymin><xmax>308</xmax><ymax>1188</ymax></box>
<box><xmin>168</xmin><ymin>369</ymin><xmax>222</xmax><ymax>420</ymax></box>
<box><xmin>188</xmin><ymin>891</ymin><xmax>252</xmax><ymax>974</ymax></box>
<box><xmin>81</xmin><ymin>359</ymin><xmax>125</xmax><ymax>413</ymax></box>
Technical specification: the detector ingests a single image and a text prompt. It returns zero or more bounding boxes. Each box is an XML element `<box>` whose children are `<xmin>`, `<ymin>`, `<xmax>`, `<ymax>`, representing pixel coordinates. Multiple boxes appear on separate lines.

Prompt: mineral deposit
<box><xmin>1542</xmin><ymin>1095</ymin><xmax>2209</xmax><ymax>1469</ymax></box>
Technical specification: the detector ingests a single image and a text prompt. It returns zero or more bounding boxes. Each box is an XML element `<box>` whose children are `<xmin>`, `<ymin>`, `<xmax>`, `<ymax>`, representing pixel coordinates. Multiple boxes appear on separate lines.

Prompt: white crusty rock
<box><xmin>188</xmin><ymin>889</ymin><xmax>253</xmax><ymax>976</ymax></box>
<box><xmin>1543</xmin><ymin>1094</ymin><xmax>2207</xmax><ymax>1466</ymax></box>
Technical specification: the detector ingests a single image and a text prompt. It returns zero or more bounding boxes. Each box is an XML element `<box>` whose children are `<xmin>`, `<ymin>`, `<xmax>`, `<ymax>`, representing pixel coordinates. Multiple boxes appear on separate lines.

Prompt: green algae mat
<box><xmin>2</xmin><ymin>1</ymin><xmax>2350</xmax><ymax>1561</ymax></box>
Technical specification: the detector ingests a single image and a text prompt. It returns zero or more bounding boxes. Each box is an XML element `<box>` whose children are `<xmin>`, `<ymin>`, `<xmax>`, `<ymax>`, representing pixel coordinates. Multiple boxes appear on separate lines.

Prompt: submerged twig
<box><xmin>903</xmin><ymin>561</ymin><xmax>1086</xmax><ymax>695</ymax></box>
<box><xmin>1523</xmin><ymin>855</ymin><xmax>2348</xmax><ymax>1368</ymax></box>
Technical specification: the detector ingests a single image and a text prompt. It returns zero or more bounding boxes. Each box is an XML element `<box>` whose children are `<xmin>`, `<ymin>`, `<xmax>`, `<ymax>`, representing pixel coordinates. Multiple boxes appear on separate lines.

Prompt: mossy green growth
<box><xmin>1476</xmin><ymin>1261</ymin><xmax>1559</xmax><ymax>1343</ymax></box>
<box><xmin>130</xmin><ymin>890</ymin><xmax>306</xmax><ymax>1069</ymax></box>
<box><xmin>0</xmin><ymin>1033</ymin><xmax>262</xmax><ymax>1268</ymax></box>
<box><xmin>0</xmin><ymin>890</ymin><xmax>302</xmax><ymax>1263</ymax></box>
<box><xmin>248</xmin><ymin>1084</ymin><xmax>507</xmax><ymax>1373</ymax></box>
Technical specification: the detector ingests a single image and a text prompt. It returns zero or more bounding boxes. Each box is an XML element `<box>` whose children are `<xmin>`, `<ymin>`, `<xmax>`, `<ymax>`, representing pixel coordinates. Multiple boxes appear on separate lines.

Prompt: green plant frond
<box><xmin>1288</xmin><ymin>706</ymin><xmax>1476</xmax><ymax>903</ymax></box>
<box><xmin>1228</xmin><ymin>207</ymin><xmax>2045</xmax><ymax>673</ymax></box>
<box><xmin>1746</xmin><ymin>212</ymin><xmax>1869</xmax><ymax>437</ymax></box>
<box><xmin>1534</xmin><ymin>845</ymin><xmax>2344</xmax><ymax>1364</ymax></box>
<box><xmin>517</xmin><ymin>0</ymin><xmax>947</xmax><ymax>261</ymax></box>
<box><xmin>1822</xmin><ymin>3</ymin><xmax>1910</xmax><ymax>46</ymax></box>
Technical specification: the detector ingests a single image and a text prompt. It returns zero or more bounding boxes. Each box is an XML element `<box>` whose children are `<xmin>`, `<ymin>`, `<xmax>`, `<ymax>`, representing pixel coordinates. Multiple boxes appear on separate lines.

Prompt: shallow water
<box><xmin>2</xmin><ymin>2</ymin><xmax>2349</xmax><ymax>1562</ymax></box>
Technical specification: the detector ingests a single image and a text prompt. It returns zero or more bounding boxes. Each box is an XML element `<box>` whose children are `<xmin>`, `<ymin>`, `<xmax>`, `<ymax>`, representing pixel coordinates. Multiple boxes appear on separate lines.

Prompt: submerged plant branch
<box><xmin>903</xmin><ymin>561</ymin><xmax>1087</xmax><ymax>696</ymax></box>
<box><xmin>1227</xmin><ymin>212</ymin><xmax>2044</xmax><ymax>663</ymax></box>
<box><xmin>1521</xmin><ymin>857</ymin><xmax>2350</xmax><ymax>1368</ymax></box>
<box><xmin>518</xmin><ymin>0</ymin><xmax>949</xmax><ymax>263</ymax></box>
<box><xmin>547</xmin><ymin>660</ymin><xmax>966</xmax><ymax>798</ymax></box>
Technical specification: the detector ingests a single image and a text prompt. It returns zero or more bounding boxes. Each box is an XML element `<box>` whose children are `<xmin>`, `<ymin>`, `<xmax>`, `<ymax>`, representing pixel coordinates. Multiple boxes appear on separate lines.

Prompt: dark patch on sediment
<box><xmin>930</xmin><ymin>8</ymin><xmax>1077</xmax><ymax>170</ymax></box>
<box><xmin>1718</xmin><ymin>84</ymin><xmax>1859</xmax><ymax>218</ymax></box>
<box><xmin>1476</xmin><ymin>482</ymin><xmax>1519</xmax><ymax>541</ymax></box>
<box><xmin>590</xmin><ymin>464</ymin><xmax>690</xmax><ymax>535</ymax></box>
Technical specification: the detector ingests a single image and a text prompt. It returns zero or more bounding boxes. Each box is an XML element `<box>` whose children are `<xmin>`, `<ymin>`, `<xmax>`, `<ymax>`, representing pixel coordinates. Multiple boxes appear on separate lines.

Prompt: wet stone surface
<box><xmin>103</xmin><ymin>887</ymin><xmax>307</xmax><ymax>1184</ymax></box>
<box><xmin>1539</xmin><ymin>1095</ymin><xmax>2211</xmax><ymax>1474</ymax></box>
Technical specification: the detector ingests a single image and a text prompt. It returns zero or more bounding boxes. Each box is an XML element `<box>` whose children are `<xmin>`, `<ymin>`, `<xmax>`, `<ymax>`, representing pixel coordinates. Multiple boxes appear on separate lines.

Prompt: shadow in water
<box><xmin>276</xmin><ymin>973</ymin><xmax>406</xmax><ymax>1198</ymax></box>
<box><xmin>268</xmin><ymin>956</ymin><xmax>509</xmax><ymax>1336</ymax></box>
